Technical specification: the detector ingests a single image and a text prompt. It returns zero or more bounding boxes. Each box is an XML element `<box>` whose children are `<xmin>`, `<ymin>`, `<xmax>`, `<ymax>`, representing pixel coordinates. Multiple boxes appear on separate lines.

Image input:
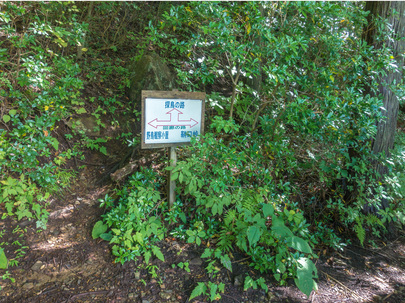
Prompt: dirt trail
<box><xmin>0</xmin><ymin>155</ymin><xmax>404</xmax><ymax>303</ymax></box>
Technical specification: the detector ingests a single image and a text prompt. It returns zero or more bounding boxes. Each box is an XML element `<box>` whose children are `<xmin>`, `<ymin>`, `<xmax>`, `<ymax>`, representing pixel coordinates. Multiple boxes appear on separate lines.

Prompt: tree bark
<box><xmin>364</xmin><ymin>1</ymin><xmax>405</xmax><ymax>176</ymax></box>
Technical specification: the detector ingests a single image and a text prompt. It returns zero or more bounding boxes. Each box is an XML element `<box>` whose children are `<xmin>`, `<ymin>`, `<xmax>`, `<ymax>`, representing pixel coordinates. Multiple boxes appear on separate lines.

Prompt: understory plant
<box><xmin>168</xmin><ymin>122</ymin><xmax>319</xmax><ymax>297</ymax></box>
<box><xmin>150</xmin><ymin>1</ymin><xmax>405</xmax><ymax>245</ymax></box>
<box><xmin>93</xmin><ymin>168</ymin><xmax>166</xmax><ymax>265</ymax></box>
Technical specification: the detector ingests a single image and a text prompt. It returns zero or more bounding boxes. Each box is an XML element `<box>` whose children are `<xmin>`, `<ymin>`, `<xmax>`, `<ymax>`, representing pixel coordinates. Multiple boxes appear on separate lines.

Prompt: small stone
<box><xmin>51</xmin><ymin>228</ymin><xmax>60</xmax><ymax>236</ymax></box>
<box><xmin>160</xmin><ymin>290</ymin><xmax>173</xmax><ymax>300</ymax></box>
<box><xmin>190</xmin><ymin>257</ymin><xmax>203</xmax><ymax>266</ymax></box>
<box><xmin>23</xmin><ymin>282</ymin><xmax>34</xmax><ymax>290</ymax></box>
<box><xmin>234</xmin><ymin>274</ymin><xmax>243</xmax><ymax>287</ymax></box>
<box><xmin>31</xmin><ymin>261</ymin><xmax>43</xmax><ymax>271</ymax></box>
<box><xmin>134</xmin><ymin>271</ymin><xmax>141</xmax><ymax>280</ymax></box>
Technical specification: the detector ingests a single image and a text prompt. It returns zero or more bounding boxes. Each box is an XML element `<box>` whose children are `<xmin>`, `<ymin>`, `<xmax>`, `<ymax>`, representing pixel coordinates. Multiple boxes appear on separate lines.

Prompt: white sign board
<box><xmin>141</xmin><ymin>91</ymin><xmax>205</xmax><ymax>149</ymax></box>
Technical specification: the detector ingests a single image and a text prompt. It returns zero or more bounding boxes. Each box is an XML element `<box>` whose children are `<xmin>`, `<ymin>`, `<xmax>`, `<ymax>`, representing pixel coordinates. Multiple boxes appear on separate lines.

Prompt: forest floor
<box><xmin>0</xmin><ymin>118</ymin><xmax>404</xmax><ymax>303</ymax></box>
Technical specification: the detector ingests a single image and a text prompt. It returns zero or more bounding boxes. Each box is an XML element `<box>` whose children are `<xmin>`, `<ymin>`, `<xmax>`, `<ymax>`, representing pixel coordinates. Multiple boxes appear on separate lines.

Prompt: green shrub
<box><xmin>94</xmin><ymin>168</ymin><xmax>166</xmax><ymax>265</ymax></box>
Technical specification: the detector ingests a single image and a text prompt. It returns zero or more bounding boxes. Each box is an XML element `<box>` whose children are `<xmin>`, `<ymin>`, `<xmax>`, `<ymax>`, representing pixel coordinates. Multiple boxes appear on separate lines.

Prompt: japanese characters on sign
<box><xmin>141</xmin><ymin>91</ymin><xmax>205</xmax><ymax>149</ymax></box>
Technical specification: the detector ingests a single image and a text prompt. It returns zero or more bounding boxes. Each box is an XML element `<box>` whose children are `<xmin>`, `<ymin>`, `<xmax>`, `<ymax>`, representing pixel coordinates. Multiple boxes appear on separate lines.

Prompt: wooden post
<box><xmin>168</xmin><ymin>146</ymin><xmax>177</xmax><ymax>208</ymax></box>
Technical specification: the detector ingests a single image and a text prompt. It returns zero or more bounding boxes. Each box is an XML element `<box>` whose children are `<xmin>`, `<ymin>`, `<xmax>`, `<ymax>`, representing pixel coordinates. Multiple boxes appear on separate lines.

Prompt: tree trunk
<box><xmin>364</xmin><ymin>1</ymin><xmax>405</xmax><ymax>176</ymax></box>
<box><xmin>362</xmin><ymin>2</ymin><xmax>405</xmax><ymax>234</ymax></box>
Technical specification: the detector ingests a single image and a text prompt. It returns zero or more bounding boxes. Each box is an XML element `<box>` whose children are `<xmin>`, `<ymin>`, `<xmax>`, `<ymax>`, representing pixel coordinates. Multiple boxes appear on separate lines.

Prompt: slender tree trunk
<box><xmin>364</xmin><ymin>1</ymin><xmax>405</xmax><ymax>176</ymax></box>
<box><xmin>362</xmin><ymin>2</ymin><xmax>404</xmax><ymax>233</ymax></box>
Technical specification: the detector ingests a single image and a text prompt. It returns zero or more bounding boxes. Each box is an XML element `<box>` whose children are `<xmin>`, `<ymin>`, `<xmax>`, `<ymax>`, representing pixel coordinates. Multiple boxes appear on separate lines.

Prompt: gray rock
<box><xmin>31</xmin><ymin>261</ymin><xmax>43</xmax><ymax>271</ymax></box>
<box><xmin>66</xmin><ymin>116</ymin><xmax>101</xmax><ymax>137</ymax></box>
<box><xmin>189</xmin><ymin>257</ymin><xmax>203</xmax><ymax>266</ymax></box>
<box><xmin>160</xmin><ymin>290</ymin><xmax>173</xmax><ymax>300</ymax></box>
<box><xmin>22</xmin><ymin>282</ymin><xmax>34</xmax><ymax>290</ymax></box>
<box><xmin>128</xmin><ymin>53</ymin><xmax>176</xmax><ymax>103</ymax></box>
<box><xmin>234</xmin><ymin>274</ymin><xmax>243</xmax><ymax>287</ymax></box>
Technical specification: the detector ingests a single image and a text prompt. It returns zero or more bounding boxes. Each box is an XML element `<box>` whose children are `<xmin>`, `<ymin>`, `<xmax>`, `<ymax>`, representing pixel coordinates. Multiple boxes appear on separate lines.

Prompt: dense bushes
<box><xmin>94</xmin><ymin>2</ymin><xmax>404</xmax><ymax>300</ymax></box>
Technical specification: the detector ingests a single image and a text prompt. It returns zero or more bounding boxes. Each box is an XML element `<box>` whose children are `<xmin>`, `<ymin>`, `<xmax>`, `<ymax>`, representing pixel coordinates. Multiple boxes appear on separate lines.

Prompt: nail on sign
<box><xmin>142</xmin><ymin>92</ymin><xmax>205</xmax><ymax>148</ymax></box>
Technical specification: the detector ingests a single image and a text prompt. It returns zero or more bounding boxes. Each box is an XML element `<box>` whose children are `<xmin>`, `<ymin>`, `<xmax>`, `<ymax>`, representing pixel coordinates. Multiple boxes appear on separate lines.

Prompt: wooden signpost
<box><xmin>141</xmin><ymin>90</ymin><xmax>205</xmax><ymax>207</ymax></box>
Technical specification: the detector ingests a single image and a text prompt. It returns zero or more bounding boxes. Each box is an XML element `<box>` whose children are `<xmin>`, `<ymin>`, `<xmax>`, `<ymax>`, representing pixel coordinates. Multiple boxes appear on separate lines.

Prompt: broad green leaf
<box><xmin>257</xmin><ymin>277</ymin><xmax>268</xmax><ymax>292</ymax></box>
<box><xmin>201</xmin><ymin>248</ymin><xmax>213</xmax><ymax>258</ymax></box>
<box><xmin>134</xmin><ymin>232</ymin><xmax>144</xmax><ymax>244</ymax></box>
<box><xmin>50</xmin><ymin>138</ymin><xmax>59</xmax><ymax>151</ymax></box>
<box><xmin>2</xmin><ymin>115</ymin><xmax>10</xmax><ymax>123</ymax></box>
<box><xmin>100</xmin><ymin>233</ymin><xmax>113</xmax><ymax>241</ymax></box>
<box><xmin>99</xmin><ymin>146</ymin><xmax>107</xmax><ymax>155</ymax></box>
<box><xmin>172</xmin><ymin>171</ymin><xmax>179</xmax><ymax>181</ymax></box>
<box><xmin>75</xmin><ymin>107</ymin><xmax>87</xmax><ymax>114</ymax></box>
<box><xmin>179</xmin><ymin>212</ymin><xmax>187</xmax><ymax>223</ymax></box>
<box><xmin>152</xmin><ymin>245</ymin><xmax>165</xmax><ymax>261</ymax></box>
<box><xmin>272</xmin><ymin>217</ymin><xmax>293</xmax><ymax>238</ymax></box>
<box><xmin>144</xmin><ymin>251</ymin><xmax>152</xmax><ymax>264</ymax></box>
<box><xmin>112</xmin><ymin>228</ymin><xmax>121</xmax><ymax>235</ymax></box>
<box><xmin>244</xmin><ymin>276</ymin><xmax>256</xmax><ymax>291</ymax></box>
<box><xmin>0</xmin><ymin>248</ymin><xmax>7</xmax><ymax>269</ymax></box>
<box><xmin>209</xmin><ymin>282</ymin><xmax>218</xmax><ymax>301</ymax></box>
<box><xmin>341</xmin><ymin>169</ymin><xmax>348</xmax><ymax>178</ymax></box>
<box><xmin>190</xmin><ymin>282</ymin><xmax>207</xmax><ymax>300</ymax></box>
<box><xmin>92</xmin><ymin>221</ymin><xmax>108</xmax><ymax>239</ymax></box>
<box><xmin>263</xmin><ymin>203</ymin><xmax>274</xmax><ymax>217</ymax></box>
<box><xmin>288</xmin><ymin>236</ymin><xmax>312</xmax><ymax>254</ymax></box>
<box><xmin>295</xmin><ymin>257</ymin><xmax>318</xmax><ymax>297</ymax></box>
<box><xmin>220</xmin><ymin>254</ymin><xmax>232</xmax><ymax>272</ymax></box>
<box><xmin>9</xmin><ymin>109</ymin><xmax>17</xmax><ymax>116</ymax></box>
<box><xmin>247</xmin><ymin>225</ymin><xmax>262</xmax><ymax>246</ymax></box>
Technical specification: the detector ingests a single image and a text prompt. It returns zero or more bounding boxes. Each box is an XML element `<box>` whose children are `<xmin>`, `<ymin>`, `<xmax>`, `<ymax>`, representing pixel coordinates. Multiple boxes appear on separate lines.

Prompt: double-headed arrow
<box><xmin>148</xmin><ymin>108</ymin><xmax>198</xmax><ymax>129</ymax></box>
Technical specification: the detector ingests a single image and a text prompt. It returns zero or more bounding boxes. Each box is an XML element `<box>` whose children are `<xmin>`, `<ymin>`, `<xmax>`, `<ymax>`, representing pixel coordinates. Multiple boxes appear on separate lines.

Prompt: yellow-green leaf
<box><xmin>0</xmin><ymin>248</ymin><xmax>8</xmax><ymax>269</ymax></box>
<box><xmin>2</xmin><ymin>115</ymin><xmax>10</xmax><ymax>123</ymax></box>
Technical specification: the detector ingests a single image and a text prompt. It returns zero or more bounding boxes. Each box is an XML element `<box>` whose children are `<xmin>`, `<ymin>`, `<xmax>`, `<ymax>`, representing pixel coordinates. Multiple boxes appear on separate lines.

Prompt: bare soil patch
<box><xmin>0</xmin><ymin>145</ymin><xmax>404</xmax><ymax>303</ymax></box>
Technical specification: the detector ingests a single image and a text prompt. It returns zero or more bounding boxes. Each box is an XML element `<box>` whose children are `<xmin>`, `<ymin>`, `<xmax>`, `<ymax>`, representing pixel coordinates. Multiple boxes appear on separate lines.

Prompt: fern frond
<box><xmin>241</xmin><ymin>191</ymin><xmax>261</xmax><ymax>212</ymax></box>
<box><xmin>366</xmin><ymin>214</ymin><xmax>385</xmax><ymax>229</ymax></box>
<box><xmin>354</xmin><ymin>218</ymin><xmax>366</xmax><ymax>246</ymax></box>
<box><xmin>218</xmin><ymin>226</ymin><xmax>235</xmax><ymax>252</ymax></box>
<box><xmin>224</xmin><ymin>209</ymin><xmax>236</xmax><ymax>226</ymax></box>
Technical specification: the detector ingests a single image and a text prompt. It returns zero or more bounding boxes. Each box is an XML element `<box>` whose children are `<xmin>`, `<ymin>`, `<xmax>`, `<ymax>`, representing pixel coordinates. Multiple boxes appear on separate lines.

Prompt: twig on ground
<box><xmin>320</xmin><ymin>270</ymin><xmax>366</xmax><ymax>301</ymax></box>
<box><xmin>222</xmin><ymin>293</ymin><xmax>241</xmax><ymax>303</ymax></box>
<box><xmin>69</xmin><ymin>290</ymin><xmax>109</xmax><ymax>300</ymax></box>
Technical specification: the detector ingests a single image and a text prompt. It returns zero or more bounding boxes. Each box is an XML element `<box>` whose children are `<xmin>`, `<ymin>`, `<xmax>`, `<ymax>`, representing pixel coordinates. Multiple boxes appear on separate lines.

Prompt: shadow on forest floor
<box><xmin>0</xmin><ymin>139</ymin><xmax>404</xmax><ymax>303</ymax></box>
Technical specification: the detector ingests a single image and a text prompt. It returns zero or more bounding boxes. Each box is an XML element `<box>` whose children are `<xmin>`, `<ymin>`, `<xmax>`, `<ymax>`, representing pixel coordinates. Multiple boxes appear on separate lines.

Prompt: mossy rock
<box><xmin>128</xmin><ymin>53</ymin><xmax>176</xmax><ymax>104</ymax></box>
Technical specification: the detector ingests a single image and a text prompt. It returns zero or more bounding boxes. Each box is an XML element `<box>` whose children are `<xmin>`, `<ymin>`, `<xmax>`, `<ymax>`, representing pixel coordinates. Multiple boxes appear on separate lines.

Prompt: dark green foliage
<box><xmin>0</xmin><ymin>2</ymin><xmax>85</xmax><ymax>227</ymax></box>
<box><xmin>1</xmin><ymin>1</ymin><xmax>405</xmax><ymax>299</ymax></box>
<box><xmin>99</xmin><ymin>168</ymin><xmax>165</xmax><ymax>265</ymax></box>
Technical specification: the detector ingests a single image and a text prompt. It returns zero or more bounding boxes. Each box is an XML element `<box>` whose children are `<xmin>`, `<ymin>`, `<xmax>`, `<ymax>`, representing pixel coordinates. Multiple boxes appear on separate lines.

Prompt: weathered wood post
<box><xmin>168</xmin><ymin>146</ymin><xmax>177</xmax><ymax>207</ymax></box>
<box><xmin>141</xmin><ymin>90</ymin><xmax>205</xmax><ymax>209</ymax></box>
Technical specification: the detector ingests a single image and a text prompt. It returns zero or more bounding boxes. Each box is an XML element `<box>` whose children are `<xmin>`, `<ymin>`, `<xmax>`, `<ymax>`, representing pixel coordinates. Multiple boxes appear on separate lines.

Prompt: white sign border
<box><xmin>141</xmin><ymin>90</ymin><xmax>205</xmax><ymax>149</ymax></box>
